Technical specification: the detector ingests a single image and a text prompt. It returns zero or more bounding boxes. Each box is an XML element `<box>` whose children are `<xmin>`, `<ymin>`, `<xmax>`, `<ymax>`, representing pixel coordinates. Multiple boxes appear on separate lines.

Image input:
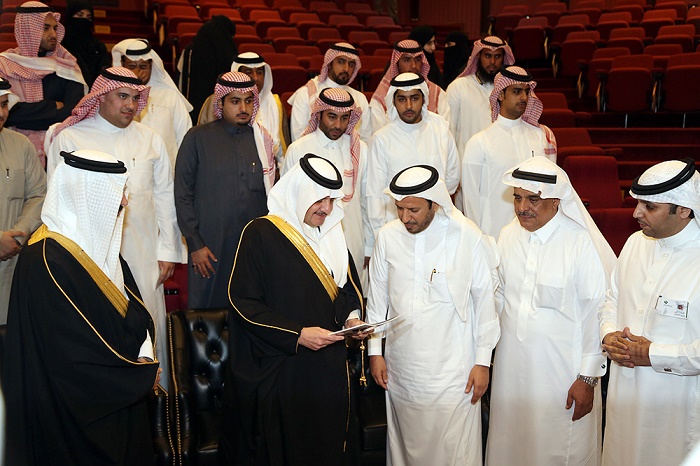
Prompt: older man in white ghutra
<box><xmin>486</xmin><ymin>156</ymin><xmax>617</xmax><ymax>466</ymax></box>
<box><xmin>600</xmin><ymin>159</ymin><xmax>700</xmax><ymax>466</ymax></box>
<box><xmin>461</xmin><ymin>66</ymin><xmax>557</xmax><ymax>238</ymax></box>
<box><xmin>367</xmin><ymin>164</ymin><xmax>500</xmax><ymax>466</ymax></box>
<box><xmin>282</xmin><ymin>87</ymin><xmax>370</xmax><ymax>287</ymax></box>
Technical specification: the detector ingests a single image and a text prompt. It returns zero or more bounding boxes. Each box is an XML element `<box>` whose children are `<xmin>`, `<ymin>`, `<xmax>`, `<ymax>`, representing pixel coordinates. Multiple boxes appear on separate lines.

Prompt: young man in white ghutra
<box><xmin>446</xmin><ymin>36</ymin><xmax>515</xmax><ymax>157</ymax></box>
<box><xmin>366</xmin><ymin>72</ymin><xmax>460</xmax><ymax>253</ymax></box>
<box><xmin>600</xmin><ymin>158</ymin><xmax>700</xmax><ymax>466</ymax></box>
<box><xmin>111</xmin><ymin>38</ymin><xmax>193</xmax><ymax>168</ymax></box>
<box><xmin>462</xmin><ymin>66</ymin><xmax>557</xmax><ymax>238</ymax></box>
<box><xmin>486</xmin><ymin>156</ymin><xmax>617</xmax><ymax>466</ymax></box>
<box><xmin>282</xmin><ymin>87</ymin><xmax>370</xmax><ymax>287</ymax></box>
<box><xmin>367</xmin><ymin>165</ymin><xmax>500</xmax><ymax>466</ymax></box>
<box><xmin>288</xmin><ymin>43</ymin><xmax>371</xmax><ymax>143</ymax></box>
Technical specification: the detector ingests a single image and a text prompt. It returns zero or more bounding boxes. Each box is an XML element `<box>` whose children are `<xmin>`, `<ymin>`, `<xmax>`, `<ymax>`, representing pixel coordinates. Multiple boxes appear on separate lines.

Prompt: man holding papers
<box><xmin>366</xmin><ymin>164</ymin><xmax>500</xmax><ymax>466</ymax></box>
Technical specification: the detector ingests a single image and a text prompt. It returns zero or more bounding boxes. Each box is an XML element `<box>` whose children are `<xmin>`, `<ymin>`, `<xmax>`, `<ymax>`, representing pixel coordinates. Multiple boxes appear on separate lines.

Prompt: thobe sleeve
<box><xmin>575</xmin><ymin>240</ymin><xmax>608</xmax><ymax>377</ymax></box>
<box><xmin>229</xmin><ymin>222</ymin><xmax>304</xmax><ymax>355</ymax></box>
<box><xmin>437</xmin><ymin>89</ymin><xmax>451</xmax><ymax>123</ymax></box>
<box><xmin>369</xmin><ymin>99</ymin><xmax>387</xmax><ymax>133</ymax></box>
<box><xmin>598</xmin><ymin>261</ymin><xmax>621</xmax><ymax>342</ymax></box>
<box><xmin>289</xmin><ymin>87</ymin><xmax>311</xmax><ymax>142</ymax></box>
<box><xmin>366</xmin><ymin>226</ymin><xmax>390</xmax><ymax>356</ymax></box>
<box><xmin>10</xmin><ymin>140</ymin><xmax>45</xmax><ymax>245</ymax></box>
<box><xmin>461</xmin><ymin>134</ymin><xmax>486</xmax><ymax>223</ymax></box>
<box><xmin>443</xmin><ymin>124</ymin><xmax>460</xmax><ymax>194</ymax></box>
<box><xmin>280</xmin><ymin>141</ymin><xmax>301</xmax><ymax>177</ymax></box>
<box><xmin>172</xmin><ymin>97</ymin><xmax>194</xmax><ymax>164</ymax></box>
<box><xmin>358</xmin><ymin>96</ymin><xmax>373</xmax><ymax>143</ymax></box>
<box><xmin>445</xmin><ymin>81</ymin><xmax>461</xmax><ymax>141</ymax></box>
<box><xmin>470</xmin><ymin>238</ymin><xmax>501</xmax><ymax>366</ymax></box>
<box><xmin>45</xmin><ymin>128</ymin><xmax>76</xmax><ymax>180</ymax></box>
<box><xmin>359</xmin><ymin>142</ymin><xmax>373</xmax><ymax>258</ymax></box>
<box><xmin>365</xmin><ymin>133</ymin><xmax>389</xmax><ymax>254</ymax></box>
<box><xmin>150</xmin><ymin>134</ymin><xmax>184</xmax><ymax>263</ymax></box>
<box><xmin>173</xmin><ymin>129</ymin><xmax>205</xmax><ymax>252</ymax></box>
<box><xmin>649</xmin><ymin>339</ymin><xmax>700</xmax><ymax>376</ymax></box>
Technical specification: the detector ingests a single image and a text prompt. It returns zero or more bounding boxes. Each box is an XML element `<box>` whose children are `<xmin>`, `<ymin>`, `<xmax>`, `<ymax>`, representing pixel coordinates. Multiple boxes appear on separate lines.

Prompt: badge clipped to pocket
<box><xmin>655</xmin><ymin>295</ymin><xmax>689</xmax><ymax>320</ymax></box>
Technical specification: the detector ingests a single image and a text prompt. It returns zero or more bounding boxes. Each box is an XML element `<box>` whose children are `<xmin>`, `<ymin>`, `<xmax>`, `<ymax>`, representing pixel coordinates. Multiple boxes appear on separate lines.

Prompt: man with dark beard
<box><xmin>446</xmin><ymin>36</ymin><xmax>515</xmax><ymax>158</ymax></box>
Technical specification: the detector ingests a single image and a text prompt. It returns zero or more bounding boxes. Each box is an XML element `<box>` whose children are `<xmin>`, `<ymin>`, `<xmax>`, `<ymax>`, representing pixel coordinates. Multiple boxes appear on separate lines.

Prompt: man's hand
<box><xmin>157</xmin><ymin>261</ymin><xmax>176</xmax><ymax>286</ymax></box>
<box><xmin>191</xmin><ymin>246</ymin><xmax>217</xmax><ymax>278</ymax></box>
<box><xmin>298</xmin><ymin>327</ymin><xmax>343</xmax><ymax>351</ymax></box>
<box><xmin>344</xmin><ymin>318</ymin><xmax>374</xmax><ymax>340</ymax></box>
<box><xmin>602</xmin><ymin>330</ymin><xmax>632</xmax><ymax>367</ymax></box>
<box><xmin>566</xmin><ymin>379</ymin><xmax>594</xmax><ymax>421</ymax></box>
<box><xmin>0</xmin><ymin>230</ymin><xmax>24</xmax><ymax>261</ymax></box>
<box><xmin>465</xmin><ymin>365</ymin><xmax>489</xmax><ymax>404</ymax></box>
<box><xmin>622</xmin><ymin>327</ymin><xmax>652</xmax><ymax>367</ymax></box>
<box><xmin>369</xmin><ymin>355</ymin><xmax>388</xmax><ymax>390</ymax></box>
<box><xmin>55</xmin><ymin>101</ymin><xmax>64</xmax><ymax>110</ymax></box>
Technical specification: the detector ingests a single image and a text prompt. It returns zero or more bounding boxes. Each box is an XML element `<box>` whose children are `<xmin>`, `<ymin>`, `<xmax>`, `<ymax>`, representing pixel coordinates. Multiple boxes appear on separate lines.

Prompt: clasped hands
<box><xmin>602</xmin><ymin>327</ymin><xmax>652</xmax><ymax>368</ymax></box>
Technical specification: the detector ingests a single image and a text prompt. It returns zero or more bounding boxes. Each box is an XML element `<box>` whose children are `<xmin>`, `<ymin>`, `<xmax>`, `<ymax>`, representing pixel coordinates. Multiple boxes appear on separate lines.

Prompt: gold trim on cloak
<box><xmin>262</xmin><ymin>215</ymin><xmax>339</xmax><ymax>302</ymax></box>
<box><xmin>29</xmin><ymin>224</ymin><xmax>129</xmax><ymax>317</ymax></box>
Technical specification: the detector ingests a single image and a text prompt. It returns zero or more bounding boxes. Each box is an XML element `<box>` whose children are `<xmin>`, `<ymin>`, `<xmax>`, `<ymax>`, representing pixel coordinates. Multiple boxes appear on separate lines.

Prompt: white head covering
<box><xmin>384</xmin><ymin>72</ymin><xmax>430</xmax><ymax>122</ymax></box>
<box><xmin>503</xmin><ymin>156</ymin><xmax>618</xmax><ymax>278</ymax></box>
<box><xmin>111</xmin><ymin>38</ymin><xmax>193</xmax><ymax>113</ymax></box>
<box><xmin>385</xmin><ymin>165</ymin><xmax>489</xmax><ymax>320</ymax></box>
<box><xmin>231</xmin><ymin>52</ymin><xmax>273</xmax><ymax>98</ymax></box>
<box><xmin>268</xmin><ymin>154</ymin><xmax>349</xmax><ymax>287</ymax></box>
<box><xmin>42</xmin><ymin>149</ymin><xmax>129</xmax><ymax>294</ymax></box>
<box><xmin>0</xmin><ymin>76</ymin><xmax>20</xmax><ymax>111</ymax></box>
<box><xmin>630</xmin><ymin>158</ymin><xmax>700</xmax><ymax>228</ymax></box>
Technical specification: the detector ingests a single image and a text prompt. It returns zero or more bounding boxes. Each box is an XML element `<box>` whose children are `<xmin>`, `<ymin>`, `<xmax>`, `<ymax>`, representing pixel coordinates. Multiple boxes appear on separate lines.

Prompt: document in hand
<box><xmin>329</xmin><ymin>315</ymin><xmax>401</xmax><ymax>336</ymax></box>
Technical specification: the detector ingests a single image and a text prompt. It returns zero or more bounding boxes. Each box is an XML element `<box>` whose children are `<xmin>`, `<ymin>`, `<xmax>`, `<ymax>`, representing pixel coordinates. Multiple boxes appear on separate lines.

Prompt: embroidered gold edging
<box><xmin>273</xmin><ymin>94</ymin><xmax>288</xmax><ymax>153</ymax></box>
<box><xmin>167</xmin><ymin>315</ymin><xmax>183</xmax><ymax>466</ymax></box>
<box><xmin>346</xmin><ymin>265</ymin><xmax>364</xmax><ymax>319</ymax></box>
<box><xmin>40</xmin><ymin>239</ymin><xmax>156</xmax><ymax>367</ymax></box>
<box><xmin>125</xmin><ymin>284</ymin><xmax>158</xmax><ymax>362</ymax></box>
<box><xmin>263</xmin><ymin>215</ymin><xmax>338</xmax><ymax>302</ymax></box>
<box><xmin>30</xmin><ymin>224</ymin><xmax>128</xmax><ymax>318</ymax></box>
<box><xmin>228</xmin><ymin>219</ymin><xmax>299</xmax><ymax>336</ymax></box>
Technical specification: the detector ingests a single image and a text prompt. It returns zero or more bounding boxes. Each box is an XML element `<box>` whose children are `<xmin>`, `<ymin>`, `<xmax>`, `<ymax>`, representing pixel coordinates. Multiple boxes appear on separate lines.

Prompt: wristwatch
<box><xmin>576</xmin><ymin>374</ymin><xmax>599</xmax><ymax>388</ymax></box>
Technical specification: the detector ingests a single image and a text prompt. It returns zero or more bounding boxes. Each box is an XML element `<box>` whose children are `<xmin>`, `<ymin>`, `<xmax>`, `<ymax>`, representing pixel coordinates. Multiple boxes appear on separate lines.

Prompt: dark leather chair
<box><xmin>0</xmin><ymin>324</ymin><xmax>174</xmax><ymax>466</ymax></box>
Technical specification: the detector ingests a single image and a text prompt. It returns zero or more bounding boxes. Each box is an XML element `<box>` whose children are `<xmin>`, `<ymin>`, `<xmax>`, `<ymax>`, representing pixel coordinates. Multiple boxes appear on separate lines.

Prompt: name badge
<box><xmin>655</xmin><ymin>296</ymin><xmax>689</xmax><ymax>319</ymax></box>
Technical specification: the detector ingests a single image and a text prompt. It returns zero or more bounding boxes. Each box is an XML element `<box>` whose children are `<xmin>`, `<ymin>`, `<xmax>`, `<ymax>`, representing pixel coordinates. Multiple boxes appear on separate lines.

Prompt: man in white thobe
<box><xmin>600</xmin><ymin>158</ymin><xmax>700</xmax><ymax>466</ymax></box>
<box><xmin>369</xmin><ymin>39</ymin><xmax>449</xmax><ymax>133</ymax></box>
<box><xmin>486</xmin><ymin>156</ymin><xmax>617</xmax><ymax>466</ymax></box>
<box><xmin>288</xmin><ymin>43</ymin><xmax>371</xmax><ymax>143</ymax></box>
<box><xmin>462</xmin><ymin>66</ymin><xmax>557</xmax><ymax>237</ymax></box>
<box><xmin>366</xmin><ymin>72</ymin><xmax>459</xmax><ymax>252</ymax></box>
<box><xmin>367</xmin><ymin>164</ymin><xmax>500</xmax><ymax>466</ymax></box>
<box><xmin>446</xmin><ymin>36</ymin><xmax>515</xmax><ymax>157</ymax></box>
<box><xmin>111</xmin><ymin>38</ymin><xmax>193</xmax><ymax>168</ymax></box>
<box><xmin>282</xmin><ymin>87</ymin><xmax>370</xmax><ymax>287</ymax></box>
<box><xmin>46</xmin><ymin>67</ymin><xmax>184</xmax><ymax>389</ymax></box>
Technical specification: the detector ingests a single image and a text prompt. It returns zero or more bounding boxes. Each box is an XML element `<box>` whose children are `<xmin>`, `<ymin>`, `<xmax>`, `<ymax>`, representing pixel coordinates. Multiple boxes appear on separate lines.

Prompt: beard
<box><xmin>476</xmin><ymin>62</ymin><xmax>497</xmax><ymax>83</ymax></box>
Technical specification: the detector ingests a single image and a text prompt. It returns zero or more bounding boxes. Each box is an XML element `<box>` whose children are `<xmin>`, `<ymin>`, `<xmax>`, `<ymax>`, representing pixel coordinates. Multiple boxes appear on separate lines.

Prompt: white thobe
<box><xmin>46</xmin><ymin>114</ymin><xmax>184</xmax><ymax>389</ymax></box>
<box><xmin>600</xmin><ymin>221</ymin><xmax>700</xmax><ymax>466</ymax></box>
<box><xmin>281</xmin><ymin>129</ymin><xmax>370</xmax><ymax>288</ymax></box>
<box><xmin>487</xmin><ymin>211</ymin><xmax>607</xmax><ymax>466</ymax></box>
<box><xmin>136</xmin><ymin>87</ymin><xmax>193</xmax><ymax>170</ymax></box>
<box><xmin>366</xmin><ymin>112</ymin><xmax>460</xmax><ymax>251</ymax></box>
<box><xmin>369</xmin><ymin>81</ymin><xmax>450</xmax><ymax>134</ymax></box>
<box><xmin>446</xmin><ymin>74</ymin><xmax>493</xmax><ymax>157</ymax></box>
<box><xmin>287</xmin><ymin>77</ymin><xmax>372</xmax><ymax>143</ymax></box>
<box><xmin>461</xmin><ymin>115</ymin><xmax>557</xmax><ymax>238</ymax></box>
<box><xmin>367</xmin><ymin>213</ymin><xmax>499</xmax><ymax>466</ymax></box>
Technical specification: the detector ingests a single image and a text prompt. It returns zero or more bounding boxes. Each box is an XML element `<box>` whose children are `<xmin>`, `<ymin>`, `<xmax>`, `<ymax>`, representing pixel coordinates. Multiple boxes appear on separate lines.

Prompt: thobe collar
<box><xmin>93</xmin><ymin>111</ymin><xmax>127</xmax><ymax>134</ymax></box>
<box><xmin>320</xmin><ymin>77</ymin><xmax>347</xmax><ymax>91</ymax></box>
<box><xmin>495</xmin><ymin>114</ymin><xmax>523</xmax><ymax>128</ymax></box>
<box><xmin>219</xmin><ymin>118</ymin><xmax>253</xmax><ymax>135</ymax></box>
<box><xmin>394</xmin><ymin>114</ymin><xmax>428</xmax><ymax>132</ymax></box>
<box><xmin>526</xmin><ymin>208</ymin><xmax>563</xmax><ymax>244</ymax></box>
<box><xmin>657</xmin><ymin>219</ymin><xmax>700</xmax><ymax>249</ymax></box>
<box><xmin>314</xmin><ymin>127</ymin><xmax>349</xmax><ymax>150</ymax></box>
<box><xmin>472</xmin><ymin>73</ymin><xmax>495</xmax><ymax>89</ymax></box>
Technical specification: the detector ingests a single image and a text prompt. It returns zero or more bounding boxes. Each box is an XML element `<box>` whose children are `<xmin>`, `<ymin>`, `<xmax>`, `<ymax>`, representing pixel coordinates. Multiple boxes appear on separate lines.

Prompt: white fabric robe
<box><xmin>366</xmin><ymin>112</ymin><xmax>460</xmax><ymax>252</ymax></box>
<box><xmin>287</xmin><ymin>76</ymin><xmax>372</xmax><ymax>143</ymax></box>
<box><xmin>600</xmin><ymin>221</ymin><xmax>700</xmax><ymax>466</ymax></box>
<box><xmin>281</xmin><ymin>128</ymin><xmax>370</xmax><ymax>289</ymax></box>
<box><xmin>487</xmin><ymin>211</ymin><xmax>607</xmax><ymax>466</ymax></box>
<box><xmin>367</xmin><ymin>212</ymin><xmax>500</xmax><ymax>466</ymax></box>
<box><xmin>369</xmin><ymin>81</ymin><xmax>450</xmax><ymax>134</ymax></box>
<box><xmin>46</xmin><ymin>114</ymin><xmax>184</xmax><ymax>389</ymax></box>
<box><xmin>446</xmin><ymin>74</ymin><xmax>493</xmax><ymax>158</ymax></box>
<box><xmin>136</xmin><ymin>86</ymin><xmax>192</xmax><ymax>170</ymax></box>
<box><xmin>461</xmin><ymin>115</ymin><xmax>557</xmax><ymax>238</ymax></box>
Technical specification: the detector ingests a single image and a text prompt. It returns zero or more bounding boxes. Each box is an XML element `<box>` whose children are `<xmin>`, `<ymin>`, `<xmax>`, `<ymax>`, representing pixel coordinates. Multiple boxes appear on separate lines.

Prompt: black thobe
<box><xmin>6</xmin><ymin>73</ymin><xmax>85</xmax><ymax>130</ymax></box>
<box><xmin>174</xmin><ymin>119</ymin><xmax>268</xmax><ymax>308</ymax></box>
<box><xmin>219</xmin><ymin>217</ymin><xmax>363</xmax><ymax>466</ymax></box>
<box><xmin>2</xmin><ymin>237</ymin><xmax>159</xmax><ymax>466</ymax></box>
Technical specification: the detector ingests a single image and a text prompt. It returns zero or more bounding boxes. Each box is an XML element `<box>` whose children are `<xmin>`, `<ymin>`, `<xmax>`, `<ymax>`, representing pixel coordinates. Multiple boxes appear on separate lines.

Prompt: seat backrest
<box><xmin>642</xmin><ymin>8</ymin><xmax>677</xmax><ymax>21</ymax></box>
<box><xmin>687</xmin><ymin>7</ymin><xmax>700</xmax><ymax>20</ymax></box>
<box><xmin>249</xmin><ymin>9</ymin><xmax>281</xmax><ymax>22</ymax></box>
<box><xmin>654</xmin><ymin>1</ymin><xmax>687</xmax><ymax>20</ymax></box>
<box><xmin>289</xmin><ymin>12</ymin><xmax>320</xmax><ymax>23</ymax></box>
<box><xmin>239</xmin><ymin>42</ymin><xmax>275</xmax><ymax>55</ymax></box>
<box><xmin>236</xmin><ymin>24</ymin><xmax>258</xmax><ymax>36</ymax></box>
<box><xmin>566</xmin><ymin>30</ymin><xmax>600</xmax><ymax>41</ymax></box>
<box><xmin>557</xmin><ymin>13</ymin><xmax>592</xmax><ymax>26</ymax></box>
<box><xmin>644</xmin><ymin>43</ymin><xmax>684</xmax><ymax>56</ymax></box>
<box><xmin>308</xmin><ymin>27</ymin><xmax>341</xmax><ymax>41</ymax></box>
<box><xmin>574</xmin><ymin>0</ymin><xmax>604</xmax><ymax>9</ymax></box>
<box><xmin>562</xmin><ymin>156</ymin><xmax>623</xmax><ymax>209</ymax></box>
<box><xmin>537</xmin><ymin>92</ymin><xmax>569</xmax><ymax>109</ymax></box>
<box><xmin>348</xmin><ymin>30</ymin><xmax>380</xmax><ymax>42</ymax></box>
<box><xmin>608</xmin><ymin>26</ymin><xmax>645</xmax><ymax>39</ymax></box>
<box><xmin>592</xmin><ymin>46</ymin><xmax>631</xmax><ymax>60</ymax></box>
<box><xmin>612</xmin><ymin>53</ymin><xmax>654</xmax><ymax>69</ymax></box>
<box><xmin>329</xmin><ymin>14</ymin><xmax>360</xmax><ymax>25</ymax></box>
<box><xmin>285</xmin><ymin>44</ymin><xmax>322</xmax><ymax>57</ymax></box>
<box><xmin>657</xmin><ymin>24</ymin><xmax>695</xmax><ymax>37</ymax></box>
<box><xmin>266</xmin><ymin>26</ymin><xmax>301</xmax><ymax>39</ymax></box>
<box><xmin>345</xmin><ymin>1</ymin><xmax>373</xmax><ymax>13</ymax></box>
<box><xmin>177</xmin><ymin>22</ymin><xmax>203</xmax><ymax>35</ymax></box>
<box><xmin>358</xmin><ymin>55</ymin><xmax>388</xmax><ymax>71</ymax></box>
<box><xmin>536</xmin><ymin>2</ymin><xmax>568</xmax><ymax>13</ymax></box>
<box><xmin>518</xmin><ymin>16</ymin><xmax>549</xmax><ymax>27</ymax></box>
<box><xmin>551</xmin><ymin>127</ymin><xmax>594</xmax><ymax>146</ymax></box>
<box><xmin>589</xmin><ymin>208</ymin><xmax>638</xmax><ymax>255</ymax></box>
<box><xmin>265</xmin><ymin>52</ymin><xmax>299</xmax><ymax>66</ymax></box>
<box><xmin>164</xmin><ymin>5</ymin><xmax>199</xmax><ymax>17</ymax></box>
<box><xmin>612</xmin><ymin>0</ymin><xmax>645</xmax><ymax>7</ymax></box>
<box><xmin>667</xmin><ymin>52</ymin><xmax>700</xmax><ymax>67</ymax></box>
<box><xmin>598</xmin><ymin>11</ymin><xmax>632</xmax><ymax>23</ymax></box>
<box><xmin>365</xmin><ymin>15</ymin><xmax>395</xmax><ymax>27</ymax></box>
<box><xmin>501</xmin><ymin>4</ymin><xmax>529</xmax><ymax>15</ymax></box>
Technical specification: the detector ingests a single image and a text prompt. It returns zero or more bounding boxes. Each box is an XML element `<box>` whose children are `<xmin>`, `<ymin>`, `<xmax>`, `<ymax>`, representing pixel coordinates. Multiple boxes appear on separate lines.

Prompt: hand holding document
<box><xmin>330</xmin><ymin>315</ymin><xmax>401</xmax><ymax>336</ymax></box>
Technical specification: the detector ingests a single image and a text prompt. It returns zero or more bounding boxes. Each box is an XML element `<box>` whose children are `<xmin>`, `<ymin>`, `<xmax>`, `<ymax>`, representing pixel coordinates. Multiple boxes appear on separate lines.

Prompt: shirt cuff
<box><xmin>649</xmin><ymin>342</ymin><xmax>681</xmax><ymax>375</ymax></box>
<box><xmin>367</xmin><ymin>334</ymin><xmax>382</xmax><ymax>356</ymax></box>
<box><xmin>579</xmin><ymin>353</ymin><xmax>607</xmax><ymax>377</ymax></box>
<box><xmin>185</xmin><ymin>233</ymin><xmax>206</xmax><ymax>252</ymax></box>
<box><xmin>475</xmin><ymin>347</ymin><xmax>492</xmax><ymax>367</ymax></box>
<box><xmin>600</xmin><ymin>322</ymin><xmax>618</xmax><ymax>343</ymax></box>
<box><xmin>345</xmin><ymin>310</ymin><xmax>360</xmax><ymax>322</ymax></box>
<box><xmin>138</xmin><ymin>330</ymin><xmax>155</xmax><ymax>361</ymax></box>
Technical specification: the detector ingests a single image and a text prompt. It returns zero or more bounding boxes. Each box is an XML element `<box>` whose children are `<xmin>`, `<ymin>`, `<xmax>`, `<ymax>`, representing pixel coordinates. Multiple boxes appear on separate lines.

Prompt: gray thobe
<box><xmin>175</xmin><ymin>119</ymin><xmax>268</xmax><ymax>308</ymax></box>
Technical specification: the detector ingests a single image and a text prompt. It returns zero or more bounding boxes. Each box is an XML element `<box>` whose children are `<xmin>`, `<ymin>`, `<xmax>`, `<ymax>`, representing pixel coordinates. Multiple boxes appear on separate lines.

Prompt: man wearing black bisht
<box><xmin>220</xmin><ymin>154</ymin><xmax>369</xmax><ymax>466</ymax></box>
<box><xmin>3</xmin><ymin>149</ymin><xmax>161</xmax><ymax>466</ymax></box>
